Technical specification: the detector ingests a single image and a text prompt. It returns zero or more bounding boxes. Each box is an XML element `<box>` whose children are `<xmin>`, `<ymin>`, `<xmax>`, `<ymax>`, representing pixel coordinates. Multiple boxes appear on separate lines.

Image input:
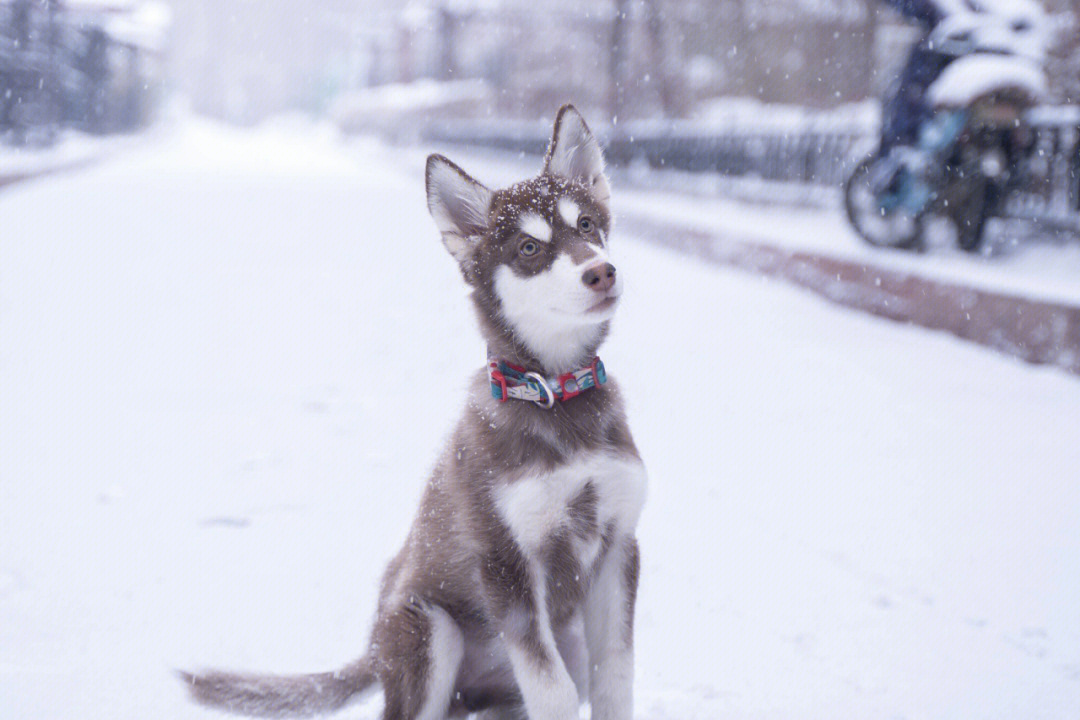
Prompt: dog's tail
<box><xmin>178</xmin><ymin>655</ymin><xmax>377</xmax><ymax>717</ymax></box>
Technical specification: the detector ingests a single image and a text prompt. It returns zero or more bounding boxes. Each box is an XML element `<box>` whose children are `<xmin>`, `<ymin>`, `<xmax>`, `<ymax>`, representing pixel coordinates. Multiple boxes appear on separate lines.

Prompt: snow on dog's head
<box><xmin>425</xmin><ymin>105</ymin><xmax>619</xmax><ymax>374</ymax></box>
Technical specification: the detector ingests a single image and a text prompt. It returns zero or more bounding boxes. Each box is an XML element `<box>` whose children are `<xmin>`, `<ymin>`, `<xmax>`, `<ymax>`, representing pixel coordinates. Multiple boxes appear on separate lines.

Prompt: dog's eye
<box><xmin>519</xmin><ymin>239</ymin><xmax>540</xmax><ymax>257</ymax></box>
<box><xmin>578</xmin><ymin>216</ymin><xmax>594</xmax><ymax>233</ymax></box>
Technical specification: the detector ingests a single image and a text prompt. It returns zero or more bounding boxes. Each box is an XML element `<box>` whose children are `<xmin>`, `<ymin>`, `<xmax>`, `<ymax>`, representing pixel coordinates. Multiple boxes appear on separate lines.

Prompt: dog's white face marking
<box><xmin>558</xmin><ymin>198</ymin><xmax>580</xmax><ymax>228</ymax></box>
<box><xmin>519</xmin><ymin>212</ymin><xmax>552</xmax><ymax>243</ymax></box>
<box><xmin>494</xmin><ymin>247</ymin><xmax>622</xmax><ymax>373</ymax></box>
<box><xmin>576</xmin><ymin>242</ymin><xmax>602</xmax><ymax>265</ymax></box>
<box><xmin>494</xmin><ymin>452</ymin><xmax>647</xmax><ymax>556</ymax></box>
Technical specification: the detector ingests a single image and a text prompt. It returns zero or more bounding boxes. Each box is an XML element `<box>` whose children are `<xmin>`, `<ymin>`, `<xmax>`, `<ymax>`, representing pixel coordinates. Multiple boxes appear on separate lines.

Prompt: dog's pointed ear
<box><xmin>426</xmin><ymin>154</ymin><xmax>493</xmax><ymax>264</ymax></box>
<box><xmin>543</xmin><ymin>104</ymin><xmax>610</xmax><ymax>208</ymax></box>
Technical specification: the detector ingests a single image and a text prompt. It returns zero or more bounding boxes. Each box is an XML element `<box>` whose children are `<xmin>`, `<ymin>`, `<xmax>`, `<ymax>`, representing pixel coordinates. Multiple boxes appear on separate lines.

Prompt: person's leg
<box><xmin>882</xmin><ymin>41</ymin><xmax>934</xmax><ymax>154</ymax></box>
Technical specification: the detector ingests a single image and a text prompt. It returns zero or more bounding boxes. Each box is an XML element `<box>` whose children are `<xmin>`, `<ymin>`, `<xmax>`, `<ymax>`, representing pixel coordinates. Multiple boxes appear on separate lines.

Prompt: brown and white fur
<box><xmin>182</xmin><ymin>105</ymin><xmax>647</xmax><ymax>720</ymax></box>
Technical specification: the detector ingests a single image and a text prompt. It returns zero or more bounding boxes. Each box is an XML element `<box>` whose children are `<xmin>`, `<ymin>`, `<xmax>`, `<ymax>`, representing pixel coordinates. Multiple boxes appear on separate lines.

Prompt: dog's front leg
<box><xmin>483</xmin><ymin>551</ymin><xmax>580</xmax><ymax>720</ymax></box>
<box><xmin>584</xmin><ymin>536</ymin><xmax>639</xmax><ymax>720</ymax></box>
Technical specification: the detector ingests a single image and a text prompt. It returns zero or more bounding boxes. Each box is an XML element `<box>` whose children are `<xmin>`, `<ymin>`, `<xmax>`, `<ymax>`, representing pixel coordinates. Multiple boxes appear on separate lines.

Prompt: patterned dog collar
<box><xmin>488</xmin><ymin>356</ymin><xmax>607</xmax><ymax>409</ymax></box>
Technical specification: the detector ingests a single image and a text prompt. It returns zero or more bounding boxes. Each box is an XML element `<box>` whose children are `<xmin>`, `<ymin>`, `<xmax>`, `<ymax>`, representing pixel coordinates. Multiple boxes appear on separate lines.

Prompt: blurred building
<box><xmin>1041</xmin><ymin>0</ymin><xmax>1079</xmax><ymax>104</ymax></box>
<box><xmin>385</xmin><ymin>0</ymin><xmax>883</xmax><ymax>117</ymax></box>
<box><xmin>167</xmin><ymin>0</ymin><xmax>388</xmax><ymax>123</ymax></box>
<box><xmin>164</xmin><ymin>0</ymin><xmax>1078</xmax><ymax>124</ymax></box>
<box><xmin>677</xmin><ymin>0</ymin><xmax>876</xmax><ymax>108</ymax></box>
<box><xmin>1</xmin><ymin>0</ymin><xmax>170</xmax><ymax>144</ymax></box>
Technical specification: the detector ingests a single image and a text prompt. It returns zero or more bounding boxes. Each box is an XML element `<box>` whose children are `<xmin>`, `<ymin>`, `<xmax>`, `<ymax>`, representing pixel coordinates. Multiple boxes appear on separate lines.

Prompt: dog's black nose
<box><xmin>582</xmin><ymin>262</ymin><xmax>616</xmax><ymax>292</ymax></box>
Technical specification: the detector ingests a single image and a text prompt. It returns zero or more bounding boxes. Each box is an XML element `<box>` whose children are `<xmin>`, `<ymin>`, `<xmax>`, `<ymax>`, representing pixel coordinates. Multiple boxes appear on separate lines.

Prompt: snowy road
<box><xmin>2</xmin><ymin>120</ymin><xmax>1079</xmax><ymax>720</ymax></box>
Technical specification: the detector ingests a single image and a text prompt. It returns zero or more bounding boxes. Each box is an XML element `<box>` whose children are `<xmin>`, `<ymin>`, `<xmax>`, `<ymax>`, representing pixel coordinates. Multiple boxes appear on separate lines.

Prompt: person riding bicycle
<box><xmin>847</xmin><ymin>0</ymin><xmax>1052</xmax><ymax>252</ymax></box>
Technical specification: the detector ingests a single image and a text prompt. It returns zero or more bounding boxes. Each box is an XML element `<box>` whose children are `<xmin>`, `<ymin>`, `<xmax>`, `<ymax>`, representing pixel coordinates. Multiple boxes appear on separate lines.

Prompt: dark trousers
<box><xmin>880</xmin><ymin>40</ymin><xmax>951</xmax><ymax>154</ymax></box>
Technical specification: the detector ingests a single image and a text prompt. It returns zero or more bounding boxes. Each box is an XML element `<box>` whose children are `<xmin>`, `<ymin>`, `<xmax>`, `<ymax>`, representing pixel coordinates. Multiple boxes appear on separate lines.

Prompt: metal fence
<box><xmin>1008</xmin><ymin>108</ymin><xmax>1080</xmax><ymax>231</ymax></box>
<box><xmin>604</xmin><ymin>128</ymin><xmax>867</xmax><ymax>187</ymax></box>
<box><xmin>423</xmin><ymin>108</ymin><xmax>1080</xmax><ymax>232</ymax></box>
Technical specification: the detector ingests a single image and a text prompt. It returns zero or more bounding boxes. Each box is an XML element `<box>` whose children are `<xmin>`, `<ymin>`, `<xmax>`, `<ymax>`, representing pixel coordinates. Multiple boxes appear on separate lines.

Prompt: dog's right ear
<box><xmin>426</xmin><ymin>154</ymin><xmax>493</xmax><ymax>264</ymax></box>
<box><xmin>543</xmin><ymin>104</ymin><xmax>610</xmax><ymax>209</ymax></box>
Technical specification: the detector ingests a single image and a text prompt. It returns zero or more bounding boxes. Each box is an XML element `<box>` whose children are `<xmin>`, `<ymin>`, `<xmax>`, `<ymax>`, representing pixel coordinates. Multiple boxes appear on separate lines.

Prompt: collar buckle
<box><xmin>524</xmin><ymin>372</ymin><xmax>556</xmax><ymax>409</ymax></box>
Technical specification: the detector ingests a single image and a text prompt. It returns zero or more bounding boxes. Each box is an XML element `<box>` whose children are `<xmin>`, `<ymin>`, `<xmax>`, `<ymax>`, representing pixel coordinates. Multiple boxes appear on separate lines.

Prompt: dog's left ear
<box><xmin>543</xmin><ymin>104</ymin><xmax>611</xmax><ymax>209</ymax></box>
<box><xmin>426</xmin><ymin>154</ymin><xmax>493</xmax><ymax>266</ymax></box>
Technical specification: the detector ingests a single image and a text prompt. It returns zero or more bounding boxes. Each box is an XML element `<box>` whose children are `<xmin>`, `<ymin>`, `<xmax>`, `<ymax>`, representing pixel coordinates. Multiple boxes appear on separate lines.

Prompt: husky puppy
<box><xmin>182</xmin><ymin>105</ymin><xmax>647</xmax><ymax>720</ymax></box>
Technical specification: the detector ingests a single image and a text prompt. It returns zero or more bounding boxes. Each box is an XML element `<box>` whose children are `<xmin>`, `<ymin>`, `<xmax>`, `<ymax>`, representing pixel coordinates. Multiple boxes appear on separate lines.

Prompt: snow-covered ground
<box><xmin>2</xmin><ymin>119</ymin><xmax>1079</xmax><ymax>720</ymax></box>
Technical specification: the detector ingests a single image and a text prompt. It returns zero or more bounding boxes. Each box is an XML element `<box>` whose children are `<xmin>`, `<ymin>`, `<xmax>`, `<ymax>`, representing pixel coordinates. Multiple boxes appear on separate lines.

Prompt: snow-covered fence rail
<box><xmin>422</xmin><ymin>107</ymin><xmax>1080</xmax><ymax>230</ymax></box>
<box><xmin>422</xmin><ymin>119</ymin><xmax>867</xmax><ymax>187</ymax></box>
<box><xmin>423</xmin><ymin>119</ymin><xmax>553</xmax><ymax>157</ymax></box>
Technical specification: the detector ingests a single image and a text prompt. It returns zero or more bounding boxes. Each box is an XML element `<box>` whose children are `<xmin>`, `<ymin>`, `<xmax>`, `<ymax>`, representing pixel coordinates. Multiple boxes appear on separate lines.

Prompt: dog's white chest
<box><xmin>494</xmin><ymin>452</ymin><xmax>647</xmax><ymax>555</ymax></box>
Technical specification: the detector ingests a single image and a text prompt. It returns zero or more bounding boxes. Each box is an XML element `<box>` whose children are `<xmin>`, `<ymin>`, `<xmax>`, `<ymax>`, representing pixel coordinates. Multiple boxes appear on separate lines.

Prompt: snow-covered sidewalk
<box><xmin>2</xmin><ymin>120</ymin><xmax>1078</xmax><ymax>720</ymax></box>
<box><xmin>0</xmin><ymin>131</ymin><xmax>143</xmax><ymax>189</ymax></box>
